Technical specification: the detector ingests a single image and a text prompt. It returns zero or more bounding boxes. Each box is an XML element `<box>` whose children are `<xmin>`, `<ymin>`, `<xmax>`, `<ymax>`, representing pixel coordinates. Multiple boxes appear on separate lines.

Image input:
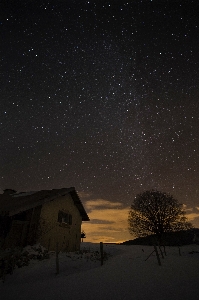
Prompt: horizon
<box><xmin>1</xmin><ymin>187</ymin><xmax>199</xmax><ymax>243</ymax></box>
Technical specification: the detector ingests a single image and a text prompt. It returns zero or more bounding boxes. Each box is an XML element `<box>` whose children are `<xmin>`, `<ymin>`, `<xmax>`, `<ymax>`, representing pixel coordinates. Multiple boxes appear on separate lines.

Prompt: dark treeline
<box><xmin>122</xmin><ymin>228</ymin><xmax>199</xmax><ymax>246</ymax></box>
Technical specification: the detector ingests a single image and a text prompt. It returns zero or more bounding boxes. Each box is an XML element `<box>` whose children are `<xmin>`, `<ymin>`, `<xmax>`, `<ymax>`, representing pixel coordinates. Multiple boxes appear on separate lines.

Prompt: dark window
<box><xmin>58</xmin><ymin>211</ymin><xmax>72</xmax><ymax>225</ymax></box>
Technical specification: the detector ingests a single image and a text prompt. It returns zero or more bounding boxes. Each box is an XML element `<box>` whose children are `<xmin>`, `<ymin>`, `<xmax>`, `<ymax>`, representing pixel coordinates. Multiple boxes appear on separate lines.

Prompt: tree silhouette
<box><xmin>128</xmin><ymin>190</ymin><xmax>192</xmax><ymax>243</ymax></box>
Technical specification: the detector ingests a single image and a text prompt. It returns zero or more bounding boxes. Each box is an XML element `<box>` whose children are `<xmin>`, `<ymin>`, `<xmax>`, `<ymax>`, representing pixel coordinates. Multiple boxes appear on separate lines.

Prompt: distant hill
<box><xmin>121</xmin><ymin>229</ymin><xmax>199</xmax><ymax>246</ymax></box>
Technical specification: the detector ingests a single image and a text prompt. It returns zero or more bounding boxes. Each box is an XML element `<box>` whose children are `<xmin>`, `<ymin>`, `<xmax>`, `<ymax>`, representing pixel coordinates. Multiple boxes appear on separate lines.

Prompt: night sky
<box><xmin>1</xmin><ymin>1</ymin><xmax>199</xmax><ymax>242</ymax></box>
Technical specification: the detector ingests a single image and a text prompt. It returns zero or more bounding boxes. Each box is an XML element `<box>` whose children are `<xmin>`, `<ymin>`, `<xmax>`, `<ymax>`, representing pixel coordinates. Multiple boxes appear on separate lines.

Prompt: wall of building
<box><xmin>37</xmin><ymin>194</ymin><xmax>82</xmax><ymax>252</ymax></box>
<box><xmin>2</xmin><ymin>206</ymin><xmax>42</xmax><ymax>249</ymax></box>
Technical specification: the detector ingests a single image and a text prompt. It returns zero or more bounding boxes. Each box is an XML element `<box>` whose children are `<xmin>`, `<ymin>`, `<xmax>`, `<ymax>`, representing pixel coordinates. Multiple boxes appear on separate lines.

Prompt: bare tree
<box><xmin>128</xmin><ymin>190</ymin><xmax>192</xmax><ymax>243</ymax></box>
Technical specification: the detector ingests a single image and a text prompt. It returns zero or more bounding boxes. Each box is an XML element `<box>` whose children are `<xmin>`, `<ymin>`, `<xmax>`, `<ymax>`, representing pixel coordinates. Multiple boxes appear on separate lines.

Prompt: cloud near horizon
<box><xmin>85</xmin><ymin>199</ymin><xmax>123</xmax><ymax>210</ymax></box>
<box><xmin>82</xmin><ymin>198</ymin><xmax>131</xmax><ymax>243</ymax></box>
<box><xmin>185</xmin><ymin>208</ymin><xmax>199</xmax><ymax>228</ymax></box>
<box><xmin>184</xmin><ymin>205</ymin><xmax>199</xmax><ymax>227</ymax></box>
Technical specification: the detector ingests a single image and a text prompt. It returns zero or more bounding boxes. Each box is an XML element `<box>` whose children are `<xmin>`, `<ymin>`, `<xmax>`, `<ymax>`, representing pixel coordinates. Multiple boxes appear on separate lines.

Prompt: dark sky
<box><xmin>1</xmin><ymin>0</ymin><xmax>199</xmax><ymax>213</ymax></box>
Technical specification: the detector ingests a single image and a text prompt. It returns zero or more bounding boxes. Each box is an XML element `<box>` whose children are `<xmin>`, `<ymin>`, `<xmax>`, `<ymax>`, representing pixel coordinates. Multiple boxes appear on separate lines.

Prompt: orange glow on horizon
<box><xmin>81</xmin><ymin>198</ymin><xmax>199</xmax><ymax>243</ymax></box>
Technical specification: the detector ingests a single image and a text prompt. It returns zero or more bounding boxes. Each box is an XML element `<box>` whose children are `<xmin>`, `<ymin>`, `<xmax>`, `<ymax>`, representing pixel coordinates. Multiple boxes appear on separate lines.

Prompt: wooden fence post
<box><xmin>154</xmin><ymin>245</ymin><xmax>161</xmax><ymax>266</ymax></box>
<box><xmin>56</xmin><ymin>242</ymin><xmax>59</xmax><ymax>274</ymax></box>
<box><xmin>163</xmin><ymin>245</ymin><xmax>167</xmax><ymax>256</ymax></box>
<box><xmin>100</xmin><ymin>242</ymin><xmax>103</xmax><ymax>266</ymax></box>
<box><xmin>159</xmin><ymin>246</ymin><xmax>164</xmax><ymax>259</ymax></box>
<box><xmin>145</xmin><ymin>250</ymin><xmax>155</xmax><ymax>261</ymax></box>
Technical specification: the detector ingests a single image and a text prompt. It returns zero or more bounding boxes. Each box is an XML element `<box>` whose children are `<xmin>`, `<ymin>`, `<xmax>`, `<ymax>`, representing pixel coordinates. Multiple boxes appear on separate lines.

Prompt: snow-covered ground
<box><xmin>1</xmin><ymin>243</ymin><xmax>199</xmax><ymax>300</ymax></box>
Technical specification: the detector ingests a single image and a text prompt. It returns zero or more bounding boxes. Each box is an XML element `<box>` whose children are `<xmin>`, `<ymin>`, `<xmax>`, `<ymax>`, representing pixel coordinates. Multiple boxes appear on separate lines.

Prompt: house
<box><xmin>0</xmin><ymin>187</ymin><xmax>89</xmax><ymax>252</ymax></box>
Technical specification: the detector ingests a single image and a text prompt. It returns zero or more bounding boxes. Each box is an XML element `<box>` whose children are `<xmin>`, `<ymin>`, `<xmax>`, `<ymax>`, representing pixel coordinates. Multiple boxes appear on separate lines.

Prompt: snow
<box><xmin>1</xmin><ymin>243</ymin><xmax>199</xmax><ymax>300</ymax></box>
<box><xmin>13</xmin><ymin>191</ymin><xmax>37</xmax><ymax>197</ymax></box>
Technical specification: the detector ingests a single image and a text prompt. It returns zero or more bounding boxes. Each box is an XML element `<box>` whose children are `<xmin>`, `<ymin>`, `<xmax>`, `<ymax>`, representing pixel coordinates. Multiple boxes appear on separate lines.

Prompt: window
<box><xmin>58</xmin><ymin>211</ymin><xmax>72</xmax><ymax>225</ymax></box>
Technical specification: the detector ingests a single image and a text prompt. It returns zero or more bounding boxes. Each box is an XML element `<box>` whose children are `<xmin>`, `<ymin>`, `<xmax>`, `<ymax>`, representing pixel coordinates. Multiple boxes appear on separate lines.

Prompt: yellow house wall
<box><xmin>37</xmin><ymin>194</ymin><xmax>82</xmax><ymax>252</ymax></box>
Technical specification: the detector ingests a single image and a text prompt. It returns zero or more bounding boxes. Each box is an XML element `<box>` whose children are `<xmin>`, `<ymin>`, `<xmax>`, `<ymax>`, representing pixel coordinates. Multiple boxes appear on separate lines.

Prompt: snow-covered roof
<box><xmin>13</xmin><ymin>191</ymin><xmax>38</xmax><ymax>197</ymax></box>
<box><xmin>0</xmin><ymin>187</ymin><xmax>89</xmax><ymax>221</ymax></box>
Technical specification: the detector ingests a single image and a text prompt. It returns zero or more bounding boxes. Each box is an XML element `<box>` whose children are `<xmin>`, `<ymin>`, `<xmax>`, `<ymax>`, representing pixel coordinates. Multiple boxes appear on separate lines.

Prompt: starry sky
<box><xmin>1</xmin><ymin>0</ymin><xmax>199</xmax><ymax>242</ymax></box>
